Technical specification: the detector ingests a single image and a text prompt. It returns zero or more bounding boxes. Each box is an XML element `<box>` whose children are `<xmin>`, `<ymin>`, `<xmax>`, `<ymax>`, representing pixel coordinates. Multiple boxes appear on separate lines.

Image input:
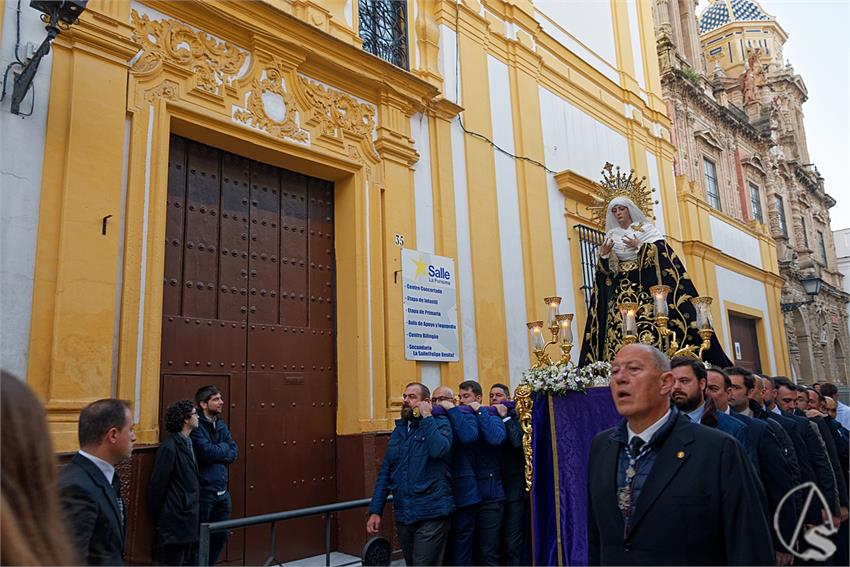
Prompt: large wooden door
<box><xmin>729</xmin><ymin>314</ymin><xmax>762</xmax><ymax>373</ymax></box>
<box><xmin>160</xmin><ymin>135</ymin><xmax>337</xmax><ymax>564</ymax></box>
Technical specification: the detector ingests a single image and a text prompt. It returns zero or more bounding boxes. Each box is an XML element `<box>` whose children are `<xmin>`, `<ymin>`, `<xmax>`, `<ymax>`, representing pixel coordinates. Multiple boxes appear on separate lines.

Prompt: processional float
<box><xmin>515</xmin><ymin>163</ymin><xmax>729</xmax><ymax>565</ymax></box>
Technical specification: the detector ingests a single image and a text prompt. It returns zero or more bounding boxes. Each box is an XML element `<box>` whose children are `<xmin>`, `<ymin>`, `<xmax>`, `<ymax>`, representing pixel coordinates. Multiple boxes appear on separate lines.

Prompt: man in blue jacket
<box><xmin>458</xmin><ymin>380</ymin><xmax>506</xmax><ymax>566</ymax></box>
<box><xmin>431</xmin><ymin>385</ymin><xmax>479</xmax><ymax>566</ymax></box>
<box><xmin>367</xmin><ymin>382</ymin><xmax>453</xmax><ymax>566</ymax></box>
<box><xmin>191</xmin><ymin>385</ymin><xmax>238</xmax><ymax>566</ymax></box>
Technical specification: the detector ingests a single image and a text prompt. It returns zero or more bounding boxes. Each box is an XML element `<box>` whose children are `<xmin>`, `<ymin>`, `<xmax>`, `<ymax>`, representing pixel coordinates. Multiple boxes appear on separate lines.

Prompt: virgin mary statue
<box><xmin>578</xmin><ymin>165</ymin><xmax>732</xmax><ymax>367</ymax></box>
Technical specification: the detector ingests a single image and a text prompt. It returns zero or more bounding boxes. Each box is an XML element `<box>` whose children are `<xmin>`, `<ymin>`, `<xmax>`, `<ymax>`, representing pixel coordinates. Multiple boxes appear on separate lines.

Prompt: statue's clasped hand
<box><xmin>623</xmin><ymin>235</ymin><xmax>641</xmax><ymax>250</ymax></box>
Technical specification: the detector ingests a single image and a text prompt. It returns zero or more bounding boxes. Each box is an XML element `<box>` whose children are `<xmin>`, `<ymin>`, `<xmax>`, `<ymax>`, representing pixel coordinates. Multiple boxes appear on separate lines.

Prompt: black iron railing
<box><xmin>575</xmin><ymin>224</ymin><xmax>606</xmax><ymax>309</ymax></box>
<box><xmin>198</xmin><ymin>495</ymin><xmax>394</xmax><ymax>567</ymax></box>
<box><xmin>358</xmin><ymin>0</ymin><xmax>409</xmax><ymax>70</ymax></box>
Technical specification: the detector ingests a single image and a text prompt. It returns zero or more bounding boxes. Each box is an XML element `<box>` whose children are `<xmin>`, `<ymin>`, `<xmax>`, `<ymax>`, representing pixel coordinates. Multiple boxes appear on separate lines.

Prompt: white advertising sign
<box><xmin>402</xmin><ymin>249</ymin><xmax>460</xmax><ymax>361</ymax></box>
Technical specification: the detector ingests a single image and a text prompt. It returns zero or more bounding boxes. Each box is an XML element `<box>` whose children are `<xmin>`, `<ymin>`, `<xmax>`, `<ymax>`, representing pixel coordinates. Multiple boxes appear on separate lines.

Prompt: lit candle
<box><xmin>619</xmin><ymin>303</ymin><xmax>639</xmax><ymax>336</ymax></box>
<box><xmin>527</xmin><ymin>321</ymin><xmax>545</xmax><ymax>350</ymax></box>
<box><xmin>544</xmin><ymin>297</ymin><xmax>561</xmax><ymax>328</ymax></box>
<box><xmin>650</xmin><ymin>285</ymin><xmax>670</xmax><ymax>318</ymax></box>
<box><xmin>691</xmin><ymin>297</ymin><xmax>713</xmax><ymax>330</ymax></box>
<box><xmin>556</xmin><ymin>313</ymin><xmax>574</xmax><ymax>345</ymax></box>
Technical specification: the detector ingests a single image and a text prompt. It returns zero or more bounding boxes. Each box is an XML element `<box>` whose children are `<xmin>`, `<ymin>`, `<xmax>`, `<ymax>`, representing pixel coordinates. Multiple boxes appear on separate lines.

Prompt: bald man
<box><xmin>586</xmin><ymin>344</ymin><xmax>773</xmax><ymax>565</ymax></box>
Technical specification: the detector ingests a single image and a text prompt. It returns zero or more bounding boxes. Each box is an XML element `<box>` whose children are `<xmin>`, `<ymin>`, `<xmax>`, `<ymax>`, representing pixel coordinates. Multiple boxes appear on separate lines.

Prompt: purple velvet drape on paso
<box><xmin>531</xmin><ymin>387</ymin><xmax>620</xmax><ymax>566</ymax></box>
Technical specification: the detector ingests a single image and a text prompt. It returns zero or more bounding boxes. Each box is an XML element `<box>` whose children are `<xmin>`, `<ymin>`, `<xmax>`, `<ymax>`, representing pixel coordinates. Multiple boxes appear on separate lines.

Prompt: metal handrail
<box><xmin>198</xmin><ymin>495</ymin><xmax>394</xmax><ymax>567</ymax></box>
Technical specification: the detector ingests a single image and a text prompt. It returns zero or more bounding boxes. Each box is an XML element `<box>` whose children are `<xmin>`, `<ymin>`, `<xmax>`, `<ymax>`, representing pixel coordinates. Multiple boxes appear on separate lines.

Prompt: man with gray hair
<box><xmin>587</xmin><ymin>344</ymin><xmax>773</xmax><ymax>565</ymax></box>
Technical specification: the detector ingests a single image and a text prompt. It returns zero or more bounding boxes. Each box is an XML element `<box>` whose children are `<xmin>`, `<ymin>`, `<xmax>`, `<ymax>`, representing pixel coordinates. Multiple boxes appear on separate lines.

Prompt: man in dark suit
<box><xmin>149</xmin><ymin>399</ymin><xmax>201</xmax><ymax>565</ymax></box>
<box><xmin>774</xmin><ymin>377</ymin><xmax>840</xmax><ymax>526</ymax></box>
<box><xmin>587</xmin><ymin>344</ymin><xmax>773</xmax><ymax>565</ymax></box>
<box><xmin>58</xmin><ymin>398</ymin><xmax>136</xmax><ymax>565</ymax></box>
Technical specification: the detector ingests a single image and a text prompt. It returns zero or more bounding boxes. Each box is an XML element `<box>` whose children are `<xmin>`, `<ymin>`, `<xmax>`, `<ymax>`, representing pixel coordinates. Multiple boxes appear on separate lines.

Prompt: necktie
<box><xmin>629</xmin><ymin>436</ymin><xmax>646</xmax><ymax>458</ymax></box>
<box><xmin>112</xmin><ymin>475</ymin><xmax>125</xmax><ymax>528</ymax></box>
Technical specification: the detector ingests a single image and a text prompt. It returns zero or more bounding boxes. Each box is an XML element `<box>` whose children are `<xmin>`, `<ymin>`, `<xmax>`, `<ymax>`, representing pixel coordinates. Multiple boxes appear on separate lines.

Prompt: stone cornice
<box><xmin>662</xmin><ymin>68</ymin><xmax>765</xmax><ymax>144</ymax></box>
<box><xmin>140</xmin><ymin>0</ymin><xmax>442</xmax><ymax>111</ymax></box>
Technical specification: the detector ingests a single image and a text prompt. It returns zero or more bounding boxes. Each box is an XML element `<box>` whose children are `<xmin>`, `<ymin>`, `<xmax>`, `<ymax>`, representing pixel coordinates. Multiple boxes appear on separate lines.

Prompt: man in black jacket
<box><xmin>490</xmin><ymin>383</ymin><xmax>529</xmax><ymax>566</ymax></box>
<box><xmin>587</xmin><ymin>344</ymin><xmax>773</xmax><ymax>566</ymax></box>
<box><xmin>149</xmin><ymin>399</ymin><xmax>200</xmax><ymax>565</ymax></box>
<box><xmin>774</xmin><ymin>377</ymin><xmax>840</xmax><ymax>526</ymax></box>
<box><xmin>58</xmin><ymin>398</ymin><xmax>136</xmax><ymax>565</ymax></box>
<box><xmin>191</xmin><ymin>385</ymin><xmax>238</xmax><ymax>565</ymax></box>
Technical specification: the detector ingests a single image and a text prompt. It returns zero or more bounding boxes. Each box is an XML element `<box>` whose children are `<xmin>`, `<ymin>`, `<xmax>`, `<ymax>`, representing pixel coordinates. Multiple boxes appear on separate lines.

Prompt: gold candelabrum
<box><xmin>619</xmin><ymin>287</ymin><xmax>716</xmax><ymax>360</ymax></box>
<box><xmin>526</xmin><ymin>296</ymin><xmax>575</xmax><ymax>369</ymax></box>
<box><xmin>517</xmin><ymin>296</ymin><xmax>577</xmax><ymax>493</ymax></box>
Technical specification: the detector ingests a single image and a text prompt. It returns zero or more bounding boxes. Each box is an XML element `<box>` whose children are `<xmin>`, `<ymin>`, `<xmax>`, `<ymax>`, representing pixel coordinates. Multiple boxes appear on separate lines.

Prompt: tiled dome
<box><xmin>698</xmin><ymin>0</ymin><xmax>772</xmax><ymax>35</ymax></box>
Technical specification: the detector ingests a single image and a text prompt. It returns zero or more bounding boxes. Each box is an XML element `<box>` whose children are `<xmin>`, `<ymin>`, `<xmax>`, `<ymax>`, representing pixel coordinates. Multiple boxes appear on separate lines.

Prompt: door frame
<box><xmin>722</xmin><ymin>301</ymin><xmax>772</xmax><ymax>375</ymax></box>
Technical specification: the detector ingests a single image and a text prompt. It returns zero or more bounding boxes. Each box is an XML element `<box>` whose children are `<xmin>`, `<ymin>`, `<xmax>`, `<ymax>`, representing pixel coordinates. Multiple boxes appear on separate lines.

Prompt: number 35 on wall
<box><xmin>394</xmin><ymin>234</ymin><xmax>405</xmax><ymax>247</ymax></box>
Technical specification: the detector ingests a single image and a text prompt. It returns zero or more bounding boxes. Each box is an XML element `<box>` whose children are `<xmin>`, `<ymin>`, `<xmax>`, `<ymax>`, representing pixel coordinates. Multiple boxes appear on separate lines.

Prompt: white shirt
<box><xmin>723</xmin><ymin>406</ymin><xmax>731</xmax><ymax>414</ymax></box>
<box><xmin>739</xmin><ymin>406</ymin><xmax>753</xmax><ymax>417</ymax></box>
<box><xmin>78</xmin><ymin>450</ymin><xmax>115</xmax><ymax>484</ymax></box>
<box><xmin>770</xmin><ymin>405</ymin><xmax>782</xmax><ymax>415</ymax></box>
<box><xmin>835</xmin><ymin>400</ymin><xmax>850</xmax><ymax>430</ymax></box>
<box><xmin>627</xmin><ymin>409</ymin><xmax>672</xmax><ymax>445</ymax></box>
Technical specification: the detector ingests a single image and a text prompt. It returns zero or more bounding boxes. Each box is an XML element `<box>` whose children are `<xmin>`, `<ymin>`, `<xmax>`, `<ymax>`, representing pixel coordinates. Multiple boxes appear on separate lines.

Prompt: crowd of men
<box><xmin>370</xmin><ymin>345</ymin><xmax>850</xmax><ymax>566</ymax></box>
<box><xmin>588</xmin><ymin>344</ymin><xmax>849</xmax><ymax>566</ymax></box>
<box><xmin>57</xmin><ymin>385</ymin><xmax>238</xmax><ymax>566</ymax></box>
<box><xmin>45</xmin><ymin>350</ymin><xmax>850</xmax><ymax>567</ymax></box>
<box><xmin>367</xmin><ymin>380</ymin><xmax>529</xmax><ymax>566</ymax></box>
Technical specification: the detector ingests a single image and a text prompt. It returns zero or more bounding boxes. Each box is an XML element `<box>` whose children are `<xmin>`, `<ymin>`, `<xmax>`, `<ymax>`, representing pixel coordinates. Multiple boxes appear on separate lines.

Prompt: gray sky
<box><xmin>698</xmin><ymin>0</ymin><xmax>850</xmax><ymax>230</ymax></box>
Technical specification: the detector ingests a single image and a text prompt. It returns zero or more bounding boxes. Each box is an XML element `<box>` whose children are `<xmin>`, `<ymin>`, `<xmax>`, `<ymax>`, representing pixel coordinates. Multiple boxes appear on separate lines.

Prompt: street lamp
<box><xmin>9</xmin><ymin>1</ymin><xmax>88</xmax><ymax>115</ymax></box>
<box><xmin>780</xmin><ymin>274</ymin><xmax>823</xmax><ymax>312</ymax></box>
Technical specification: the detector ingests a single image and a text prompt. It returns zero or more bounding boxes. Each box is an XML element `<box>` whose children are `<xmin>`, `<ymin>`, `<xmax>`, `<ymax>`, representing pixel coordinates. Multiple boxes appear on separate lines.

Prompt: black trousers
<box><xmin>189</xmin><ymin>491</ymin><xmax>232</xmax><ymax>566</ymax></box>
<box><xmin>500</xmin><ymin>498</ymin><xmax>529</xmax><ymax>566</ymax></box>
<box><xmin>447</xmin><ymin>505</ymin><xmax>476</xmax><ymax>566</ymax></box>
<box><xmin>396</xmin><ymin>516</ymin><xmax>450</xmax><ymax>567</ymax></box>
<box><xmin>473</xmin><ymin>501</ymin><xmax>503</xmax><ymax>566</ymax></box>
<box><xmin>154</xmin><ymin>542</ymin><xmax>193</xmax><ymax>566</ymax></box>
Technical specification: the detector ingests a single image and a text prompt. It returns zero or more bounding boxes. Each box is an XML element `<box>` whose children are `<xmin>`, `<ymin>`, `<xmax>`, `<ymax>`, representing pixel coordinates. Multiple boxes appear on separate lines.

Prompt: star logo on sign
<box><xmin>412</xmin><ymin>255</ymin><xmax>428</xmax><ymax>279</ymax></box>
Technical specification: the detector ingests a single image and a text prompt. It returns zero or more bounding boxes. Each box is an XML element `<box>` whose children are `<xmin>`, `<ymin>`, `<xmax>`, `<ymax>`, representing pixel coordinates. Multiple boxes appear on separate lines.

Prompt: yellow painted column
<box><xmin>374</xmin><ymin>91</ymin><xmax>420</xmax><ymax>414</ymax></box>
<box><xmin>456</xmin><ymin>3</ymin><xmax>509</xmax><ymax>387</ymax></box>
<box><xmin>28</xmin><ymin>21</ymin><xmax>136</xmax><ymax>451</ymax></box>
<box><xmin>610</xmin><ymin>0</ymin><xmax>641</xmax><ymax>99</ymax></box>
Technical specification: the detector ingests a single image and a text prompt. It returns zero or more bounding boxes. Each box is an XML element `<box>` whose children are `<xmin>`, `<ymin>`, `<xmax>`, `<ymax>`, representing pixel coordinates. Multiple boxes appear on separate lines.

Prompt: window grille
<box><xmin>575</xmin><ymin>224</ymin><xmax>606</xmax><ymax>310</ymax></box>
<box><xmin>358</xmin><ymin>0</ymin><xmax>409</xmax><ymax>70</ymax></box>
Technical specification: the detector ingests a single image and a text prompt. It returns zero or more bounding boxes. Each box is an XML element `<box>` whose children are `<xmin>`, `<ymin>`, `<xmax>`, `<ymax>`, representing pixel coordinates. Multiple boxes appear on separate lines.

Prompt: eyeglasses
<box><xmin>432</xmin><ymin>396</ymin><xmax>453</xmax><ymax>403</ymax></box>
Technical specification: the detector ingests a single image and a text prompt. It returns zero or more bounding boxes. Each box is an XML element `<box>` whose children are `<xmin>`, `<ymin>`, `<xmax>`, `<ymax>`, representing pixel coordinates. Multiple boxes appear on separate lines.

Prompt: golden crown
<box><xmin>587</xmin><ymin>162</ymin><xmax>658</xmax><ymax>228</ymax></box>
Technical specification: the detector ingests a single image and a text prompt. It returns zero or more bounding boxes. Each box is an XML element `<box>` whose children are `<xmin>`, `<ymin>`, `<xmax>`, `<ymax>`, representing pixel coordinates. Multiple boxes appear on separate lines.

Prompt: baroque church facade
<box><xmin>652</xmin><ymin>0</ymin><xmax>849</xmax><ymax>383</ymax></box>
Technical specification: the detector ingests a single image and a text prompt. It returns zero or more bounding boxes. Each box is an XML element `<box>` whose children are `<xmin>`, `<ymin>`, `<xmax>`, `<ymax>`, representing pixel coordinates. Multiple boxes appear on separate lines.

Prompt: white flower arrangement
<box><xmin>519</xmin><ymin>361</ymin><xmax>612</xmax><ymax>395</ymax></box>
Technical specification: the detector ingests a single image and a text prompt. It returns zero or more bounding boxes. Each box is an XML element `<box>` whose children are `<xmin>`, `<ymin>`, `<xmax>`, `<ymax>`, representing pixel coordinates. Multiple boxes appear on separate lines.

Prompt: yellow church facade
<box><xmin>0</xmin><ymin>0</ymin><xmax>792</xmax><ymax>467</ymax></box>
<box><xmin>1</xmin><ymin>0</ymin><xmax>794</xmax><ymax>560</ymax></box>
<box><xmin>4</xmin><ymin>0</ymin><xmax>793</xmax><ymax>451</ymax></box>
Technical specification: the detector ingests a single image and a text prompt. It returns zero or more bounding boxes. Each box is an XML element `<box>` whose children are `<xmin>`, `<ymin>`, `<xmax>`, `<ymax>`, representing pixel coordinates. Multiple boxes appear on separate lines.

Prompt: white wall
<box><xmin>710</xmin><ymin>215</ymin><xmax>762</xmax><ymax>269</ymax></box>
<box><xmin>451</xmin><ymin>119</ymin><xmax>479</xmax><ymax>382</ymax></box>
<box><xmin>0</xmin><ymin>2</ymin><xmax>54</xmax><ymax>379</ymax></box>
<box><xmin>411</xmin><ymin>113</ymin><xmax>441</xmax><ymax>390</ymax></box>
<box><xmin>534</xmin><ymin>0</ymin><xmax>617</xmax><ymax>83</ymax></box>
<box><xmin>715</xmin><ymin>266</ymin><xmax>776</xmax><ymax>374</ymax></box>
<box><xmin>488</xmin><ymin>55</ymin><xmax>529</xmax><ymax>388</ymax></box>
<box><xmin>439</xmin><ymin>24</ymin><xmax>461</xmax><ymax>106</ymax></box>
<box><xmin>645</xmin><ymin>150</ymin><xmax>666</xmax><ymax>237</ymax></box>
